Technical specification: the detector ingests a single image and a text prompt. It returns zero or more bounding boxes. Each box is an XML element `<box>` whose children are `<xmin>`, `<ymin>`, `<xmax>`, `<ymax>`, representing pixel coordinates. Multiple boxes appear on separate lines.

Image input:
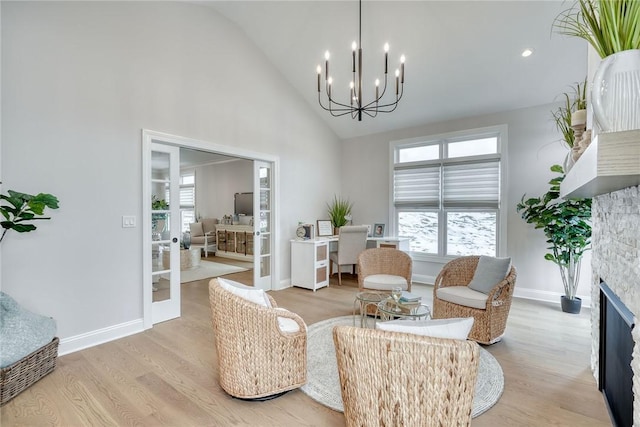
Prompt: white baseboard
<box><xmin>58</xmin><ymin>318</ymin><xmax>145</xmax><ymax>356</ymax></box>
<box><xmin>513</xmin><ymin>287</ymin><xmax>592</xmax><ymax>308</ymax></box>
<box><xmin>412</xmin><ymin>274</ymin><xmax>436</xmax><ymax>286</ymax></box>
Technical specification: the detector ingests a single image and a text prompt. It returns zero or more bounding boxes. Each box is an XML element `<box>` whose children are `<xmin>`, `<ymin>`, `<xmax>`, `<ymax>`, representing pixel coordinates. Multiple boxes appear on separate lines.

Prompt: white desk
<box><xmin>290</xmin><ymin>236</ymin><xmax>410</xmax><ymax>291</ymax></box>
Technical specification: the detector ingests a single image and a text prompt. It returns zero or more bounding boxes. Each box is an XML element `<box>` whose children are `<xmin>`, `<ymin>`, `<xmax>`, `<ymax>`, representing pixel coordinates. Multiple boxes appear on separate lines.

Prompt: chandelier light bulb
<box><xmin>316</xmin><ymin>65</ymin><xmax>321</xmax><ymax>74</ymax></box>
<box><xmin>328</xmin><ymin>77</ymin><xmax>333</xmax><ymax>85</ymax></box>
<box><xmin>352</xmin><ymin>41</ymin><xmax>357</xmax><ymax>51</ymax></box>
<box><xmin>350</xmin><ymin>81</ymin><xmax>355</xmax><ymax>89</ymax></box>
<box><xmin>395</xmin><ymin>69</ymin><xmax>400</xmax><ymax>77</ymax></box>
<box><xmin>384</xmin><ymin>43</ymin><xmax>389</xmax><ymax>53</ymax></box>
<box><xmin>400</xmin><ymin>55</ymin><xmax>405</xmax><ymax>64</ymax></box>
<box><xmin>375</xmin><ymin>79</ymin><xmax>380</xmax><ymax>87</ymax></box>
<box><xmin>325</xmin><ymin>51</ymin><xmax>330</xmax><ymax>60</ymax></box>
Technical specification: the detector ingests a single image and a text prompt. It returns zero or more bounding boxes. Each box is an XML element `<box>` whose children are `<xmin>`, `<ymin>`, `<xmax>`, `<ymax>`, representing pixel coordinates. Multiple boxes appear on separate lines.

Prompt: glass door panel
<box><xmin>150</xmin><ymin>144</ymin><xmax>180</xmax><ymax>323</ymax></box>
<box><xmin>254</xmin><ymin>161</ymin><xmax>272</xmax><ymax>289</ymax></box>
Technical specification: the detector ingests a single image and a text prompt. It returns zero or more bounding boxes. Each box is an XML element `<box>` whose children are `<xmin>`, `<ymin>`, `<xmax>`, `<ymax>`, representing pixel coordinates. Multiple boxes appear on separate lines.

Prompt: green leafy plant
<box><xmin>327</xmin><ymin>195</ymin><xmax>353</xmax><ymax>228</ymax></box>
<box><xmin>0</xmin><ymin>190</ymin><xmax>60</xmax><ymax>243</ymax></box>
<box><xmin>553</xmin><ymin>0</ymin><xmax>640</xmax><ymax>58</ymax></box>
<box><xmin>516</xmin><ymin>165</ymin><xmax>591</xmax><ymax>299</ymax></box>
<box><xmin>551</xmin><ymin>78</ymin><xmax>587</xmax><ymax>148</ymax></box>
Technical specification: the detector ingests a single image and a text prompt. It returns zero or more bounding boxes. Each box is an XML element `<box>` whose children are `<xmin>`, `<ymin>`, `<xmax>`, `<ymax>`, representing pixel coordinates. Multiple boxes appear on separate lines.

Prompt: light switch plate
<box><xmin>122</xmin><ymin>215</ymin><xmax>136</xmax><ymax>228</ymax></box>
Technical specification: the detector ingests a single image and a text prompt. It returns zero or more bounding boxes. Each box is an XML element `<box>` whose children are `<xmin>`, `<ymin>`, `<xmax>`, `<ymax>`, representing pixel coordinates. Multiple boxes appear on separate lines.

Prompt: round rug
<box><xmin>300</xmin><ymin>315</ymin><xmax>504</xmax><ymax>417</ymax></box>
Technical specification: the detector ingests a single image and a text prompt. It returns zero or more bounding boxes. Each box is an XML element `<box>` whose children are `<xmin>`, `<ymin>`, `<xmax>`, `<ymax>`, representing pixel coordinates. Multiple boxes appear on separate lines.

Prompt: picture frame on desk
<box><xmin>317</xmin><ymin>220</ymin><xmax>333</xmax><ymax>237</ymax></box>
<box><xmin>373</xmin><ymin>223</ymin><xmax>385</xmax><ymax>237</ymax></box>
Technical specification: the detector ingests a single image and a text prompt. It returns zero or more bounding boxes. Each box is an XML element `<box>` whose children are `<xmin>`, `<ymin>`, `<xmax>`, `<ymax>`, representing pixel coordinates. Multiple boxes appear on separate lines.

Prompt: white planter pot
<box><xmin>592</xmin><ymin>49</ymin><xmax>640</xmax><ymax>132</ymax></box>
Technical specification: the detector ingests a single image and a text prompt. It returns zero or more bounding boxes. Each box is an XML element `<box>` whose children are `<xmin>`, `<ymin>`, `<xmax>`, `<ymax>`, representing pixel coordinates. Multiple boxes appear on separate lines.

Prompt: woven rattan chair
<box><xmin>357</xmin><ymin>248</ymin><xmax>412</xmax><ymax>292</ymax></box>
<box><xmin>208</xmin><ymin>279</ymin><xmax>307</xmax><ymax>400</ymax></box>
<box><xmin>333</xmin><ymin>325</ymin><xmax>480</xmax><ymax>427</ymax></box>
<box><xmin>432</xmin><ymin>256</ymin><xmax>517</xmax><ymax>345</ymax></box>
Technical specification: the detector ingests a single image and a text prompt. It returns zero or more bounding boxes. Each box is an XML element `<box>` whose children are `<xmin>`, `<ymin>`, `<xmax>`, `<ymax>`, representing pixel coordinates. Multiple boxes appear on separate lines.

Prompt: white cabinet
<box><xmin>291</xmin><ymin>239</ymin><xmax>329</xmax><ymax>291</ymax></box>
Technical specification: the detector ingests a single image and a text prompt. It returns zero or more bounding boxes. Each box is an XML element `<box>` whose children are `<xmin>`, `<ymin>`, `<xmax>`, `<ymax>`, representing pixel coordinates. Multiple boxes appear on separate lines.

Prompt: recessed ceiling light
<box><xmin>521</xmin><ymin>49</ymin><xmax>533</xmax><ymax>58</ymax></box>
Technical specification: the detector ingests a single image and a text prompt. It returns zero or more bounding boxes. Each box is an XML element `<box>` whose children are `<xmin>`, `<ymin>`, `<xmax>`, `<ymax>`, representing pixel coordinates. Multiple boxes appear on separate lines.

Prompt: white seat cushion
<box><xmin>436</xmin><ymin>286</ymin><xmax>487</xmax><ymax>310</ymax></box>
<box><xmin>363</xmin><ymin>274</ymin><xmax>408</xmax><ymax>290</ymax></box>
<box><xmin>218</xmin><ymin>278</ymin><xmax>272</xmax><ymax>308</ymax></box>
<box><xmin>376</xmin><ymin>317</ymin><xmax>475</xmax><ymax>340</ymax></box>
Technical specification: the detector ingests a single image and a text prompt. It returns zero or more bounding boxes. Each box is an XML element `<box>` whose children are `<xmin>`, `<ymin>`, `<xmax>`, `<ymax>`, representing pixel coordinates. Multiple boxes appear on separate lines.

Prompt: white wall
<box><xmin>341</xmin><ymin>103</ymin><xmax>592</xmax><ymax>305</ymax></box>
<box><xmin>1</xmin><ymin>2</ymin><xmax>342</xmax><ymax>350</ymax></box>
<box><xmin>194</xmin><ymin>159</ymin><xmax>253</xmax><ymax>220</ymax></box>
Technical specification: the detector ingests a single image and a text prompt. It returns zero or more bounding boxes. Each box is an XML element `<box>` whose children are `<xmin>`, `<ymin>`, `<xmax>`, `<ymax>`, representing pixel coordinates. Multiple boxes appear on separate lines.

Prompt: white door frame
<box><xmin>142</xmin><ymin>129</ymin><xmax>280</xmax><ymax>330</ymax></box>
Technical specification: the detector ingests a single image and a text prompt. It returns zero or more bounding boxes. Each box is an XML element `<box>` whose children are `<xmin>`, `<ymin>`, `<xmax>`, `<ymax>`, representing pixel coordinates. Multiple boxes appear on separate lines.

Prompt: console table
<box><xmin>215</xmin><ymin>224</ymin><xmax>254</xmax><ymax>261</ymax></box>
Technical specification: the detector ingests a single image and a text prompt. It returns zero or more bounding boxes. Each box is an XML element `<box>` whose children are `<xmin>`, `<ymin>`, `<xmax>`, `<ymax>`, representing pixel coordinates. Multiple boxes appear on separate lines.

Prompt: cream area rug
<box><xmin>300</xmin><ymin>316</ymin><xmax>504</xmax><ymax>417</ymax></box>
<box><xmin>162</xmin><ymin>260</ymin><xmax>248</xmax><ymax>283</ymax></box>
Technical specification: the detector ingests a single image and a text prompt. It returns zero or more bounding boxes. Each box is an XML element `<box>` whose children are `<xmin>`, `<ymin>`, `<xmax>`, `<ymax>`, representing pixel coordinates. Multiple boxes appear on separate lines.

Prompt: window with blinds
<box><xmin>179</xmin><ymin>171</ymin><xmax>195</xmax><ymax>232</ymax></box>
<box><xmin>391</xmin><ymin>128</ymin><xmax>504</xmax><ymax>257</ymax></box>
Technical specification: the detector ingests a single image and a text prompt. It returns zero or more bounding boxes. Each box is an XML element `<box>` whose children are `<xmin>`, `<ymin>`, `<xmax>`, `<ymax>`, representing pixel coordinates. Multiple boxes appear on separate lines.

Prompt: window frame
<box><xmin>389</xmin><ymin>125</ymin><xmax>508</xmax><ymax>262</ymax></box>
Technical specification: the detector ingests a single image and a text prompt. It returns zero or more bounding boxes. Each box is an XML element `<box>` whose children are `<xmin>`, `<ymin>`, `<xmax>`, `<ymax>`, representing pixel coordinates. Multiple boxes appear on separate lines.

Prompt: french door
<box><xmin>253</xmin><ymin>161</ymin><xmax>273</xmax><ymax>289</ymax></box>
<box><xmin>147</xmin><ymin>142</ymin><xmax>181</xmax><ymax>324</ymax></box>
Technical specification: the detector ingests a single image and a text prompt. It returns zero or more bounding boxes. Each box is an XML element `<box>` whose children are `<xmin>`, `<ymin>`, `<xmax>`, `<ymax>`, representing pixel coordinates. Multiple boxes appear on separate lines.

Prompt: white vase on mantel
<box><xmin>592</xmin><ymin>49</ymin><xmax>640</xmax><ymax>133</ymax></box>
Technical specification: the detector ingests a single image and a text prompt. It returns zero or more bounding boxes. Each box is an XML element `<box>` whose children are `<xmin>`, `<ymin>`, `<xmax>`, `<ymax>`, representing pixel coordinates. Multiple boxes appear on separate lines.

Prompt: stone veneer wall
<box><xmin>591</xmin><ymin>186</ymin><xmax>640</xmax><ymax>425</ymax></box>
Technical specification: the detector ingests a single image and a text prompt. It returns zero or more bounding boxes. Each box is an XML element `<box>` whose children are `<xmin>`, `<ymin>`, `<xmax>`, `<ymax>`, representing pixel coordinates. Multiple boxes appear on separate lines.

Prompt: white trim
<box><xmin>141</xmin><ymin>129</ymin><xmax>281</xmax><ymax>328</ymax></box>
<box><xmin>411</xmin><ymin>274</ymin><xmax>436</xmax><ymax>286</ymax></box>
<box><xmin>388</xmin><ymin>124</ymin><xmax>508</xmax><ymax>257</ymax></box>
<box><xmin>513</xmin><ymin>287</ymin><xmax>592</xmax><ymax>308</ymax></box>
<box><xmin>58</xmin><ymin>319</ymin><xmax>144</xmax><ymax>356</ymax></box>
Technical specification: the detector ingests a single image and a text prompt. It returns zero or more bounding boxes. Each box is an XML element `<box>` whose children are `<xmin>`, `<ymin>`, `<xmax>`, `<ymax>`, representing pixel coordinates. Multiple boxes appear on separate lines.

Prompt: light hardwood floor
<box><xmin>1</xmin><ymin>264</ymin><xmax>611</xmax><ymax>426</ymax></box>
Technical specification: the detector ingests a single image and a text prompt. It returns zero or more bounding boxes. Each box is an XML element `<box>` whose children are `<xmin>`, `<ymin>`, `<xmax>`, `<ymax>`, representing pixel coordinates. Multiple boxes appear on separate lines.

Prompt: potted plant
<box><xmin>552</xmin><ymin>79</ymin><xmax>588</xmax><ymax>170</ymax></box>
<box><xmin>551</xmin><ymin>81</ymin><xmax>585</xmax><ymax>149</ymax></box>
<box><xmin>327</xmin><ymin>195</ymin><xmax>353</xmax><ymax>234</ymax></box>
<box><xmin>1</xmin><ymin>190</ymin><xmax>59</xmax><ymax>243</ymax></box>
<box><xmin>553</xmin><ymin>0</ymin><xmax>640</xmax><ymax>132</ymax></box>
<box><xmin>516</xmin><ymin>165</ymin><xmax>591</xmax><ymax>313</ymax></box>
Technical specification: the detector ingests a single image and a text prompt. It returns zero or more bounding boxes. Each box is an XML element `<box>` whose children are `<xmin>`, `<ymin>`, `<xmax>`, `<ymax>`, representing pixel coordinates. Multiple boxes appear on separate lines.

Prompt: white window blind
<box><xmin>180</xmin><ymin>187</ymin><xmax>195</xmax><ymax>208</ymax></box>
<box><xmin>393</xmin><ymin>166</ymin><xmax>440</xmax><ymax>207</ymax></box>
<box><xmin>443</xmin><ymin>160</ymin><xmax>499</xmax><ymax>208</ymax></box>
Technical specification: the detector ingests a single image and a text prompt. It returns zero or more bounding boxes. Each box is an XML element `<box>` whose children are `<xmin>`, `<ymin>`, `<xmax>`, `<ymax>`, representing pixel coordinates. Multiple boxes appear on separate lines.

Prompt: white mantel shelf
<box><xmin>561</xmin><ymin>130</ymin><xmax>640</xmax><ymax>199</ymax></box>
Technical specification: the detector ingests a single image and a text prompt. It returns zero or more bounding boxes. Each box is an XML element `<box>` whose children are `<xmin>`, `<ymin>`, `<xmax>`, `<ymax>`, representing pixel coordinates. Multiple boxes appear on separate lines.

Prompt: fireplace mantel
<box><xmin>561</xmin><ymin>130</ymin><xmax>640</xmax><ymax>199</ymax></box>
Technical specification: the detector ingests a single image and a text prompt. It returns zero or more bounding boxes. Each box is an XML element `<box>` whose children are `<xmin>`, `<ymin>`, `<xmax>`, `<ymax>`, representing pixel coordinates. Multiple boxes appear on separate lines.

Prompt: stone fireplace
<box><xmin>591</xmin><ymin>186</ymin><xmax>640</xmax><ymax>425</ymax></box>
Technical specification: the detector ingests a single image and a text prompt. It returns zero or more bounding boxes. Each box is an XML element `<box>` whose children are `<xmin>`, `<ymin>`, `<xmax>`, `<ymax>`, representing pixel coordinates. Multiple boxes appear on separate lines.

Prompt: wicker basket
<box><xmin>0</xmin><ymin>337</ymin><xmax>59</xmax><ymax>406</ymax></box>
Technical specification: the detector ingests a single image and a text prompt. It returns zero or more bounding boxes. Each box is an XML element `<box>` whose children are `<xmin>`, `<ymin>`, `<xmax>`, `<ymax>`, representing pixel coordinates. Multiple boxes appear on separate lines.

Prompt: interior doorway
<box><xmin>142</xmin><ymin>129</ymin><xmax>279</xmax><ymax>329</ymax></box>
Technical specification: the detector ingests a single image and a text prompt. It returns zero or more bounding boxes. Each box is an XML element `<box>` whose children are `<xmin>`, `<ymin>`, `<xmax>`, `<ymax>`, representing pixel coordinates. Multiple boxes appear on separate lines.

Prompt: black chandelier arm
<box><xmin>318</xmin><ymin>94</ymin><xmax>363</xmax><ymax>117</ymax></box>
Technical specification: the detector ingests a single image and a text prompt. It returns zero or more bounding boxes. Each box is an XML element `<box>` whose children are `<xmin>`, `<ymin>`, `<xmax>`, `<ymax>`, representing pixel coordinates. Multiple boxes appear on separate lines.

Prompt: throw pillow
<box><xmin>189</xmin><ymin>222</ymin><xmax>204</xmax><ymax>237</ymax></box>
<box><xmin>467</xmin><ymin>256</ymin><xmax>512</xmax><ymax>294</ymax></box>
<box><xmin>376</xmin><ymin>317</ymin><xmax>474</xmax><ymax>340</ymax></box>
<box><xmin>218</xmin><ymin>278</ymin><xmax>272</xmax><ymax>308</ymax></box>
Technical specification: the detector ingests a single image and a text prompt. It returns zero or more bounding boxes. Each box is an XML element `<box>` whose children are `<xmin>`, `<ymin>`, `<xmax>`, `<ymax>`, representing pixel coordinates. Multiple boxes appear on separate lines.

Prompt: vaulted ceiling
<box><xmin>205</xmin><ymin>1</ymin><xmax>587</xmax><ymax>140</ymax></box>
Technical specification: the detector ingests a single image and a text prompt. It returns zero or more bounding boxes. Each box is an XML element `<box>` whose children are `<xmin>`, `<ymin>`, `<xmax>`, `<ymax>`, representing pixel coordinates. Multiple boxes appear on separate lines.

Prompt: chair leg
<box><xmin>338</xmin><ymin>269</ymin><xmax>342</xmax><ymax>286</ymax></box>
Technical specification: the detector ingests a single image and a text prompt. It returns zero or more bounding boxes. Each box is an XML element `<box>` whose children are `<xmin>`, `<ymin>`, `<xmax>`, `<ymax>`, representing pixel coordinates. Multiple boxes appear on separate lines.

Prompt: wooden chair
<box><xmin>432</xmin><ymin>256</ymin><xmax>517</xmax><ymax>345</ymax></box>
<box><xmin>333</xmin><ymin>325</ymin><xmax>480</xmax><ymax>427</ymax></box>
<box><xmin>329</xmin><ymin>225</ymin><xmax>368</xmax><ymax>285</ymax></box>
<box><xmin>208</xmin><ymin>279</ymin><xmax>307</xmax><ymax>399</ymax></box>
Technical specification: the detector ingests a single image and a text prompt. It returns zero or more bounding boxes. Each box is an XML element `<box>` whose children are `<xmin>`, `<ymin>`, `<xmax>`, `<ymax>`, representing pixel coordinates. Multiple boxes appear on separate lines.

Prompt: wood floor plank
<box><xmin>0</xmin><ymin>268</ymin><xmax>611</xmax><ymax>426</ymax></box>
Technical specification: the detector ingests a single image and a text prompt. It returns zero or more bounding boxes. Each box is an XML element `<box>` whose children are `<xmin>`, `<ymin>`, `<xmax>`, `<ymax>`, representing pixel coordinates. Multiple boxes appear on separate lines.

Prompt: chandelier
<box><xmin>316</xmin><ymin>0</ymin><xmax>405</xmax><ymax>121</ymax></box>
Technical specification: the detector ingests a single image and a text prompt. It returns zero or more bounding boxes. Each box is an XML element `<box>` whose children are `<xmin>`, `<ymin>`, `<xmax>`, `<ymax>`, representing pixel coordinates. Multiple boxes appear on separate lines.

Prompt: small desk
<box><xmin>290</xmin><ymin>236</ymin><xmax>411</xmax><ymax>291</ymax></box>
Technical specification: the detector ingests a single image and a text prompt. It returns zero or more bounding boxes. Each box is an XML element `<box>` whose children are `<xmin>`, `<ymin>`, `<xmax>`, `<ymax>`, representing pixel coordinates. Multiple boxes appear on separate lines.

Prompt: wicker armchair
<box><xmin>333</xmin><ymin>325</ymin><xmax>480</xmax><ymax>427</ymax></box>
<box><xmin>432</xmin><ymin>256</ymin><xmax>517</xmax><ymax>345</ymax></box>
<box><xmin>357</xmin><ymin>248</ymin><xmax>412</xmax><ymax>292</ymax></box>
<box><xmin>208</xmin><ymin>279</ymin><xmax>307</xmax><ymax>399</ymax></box>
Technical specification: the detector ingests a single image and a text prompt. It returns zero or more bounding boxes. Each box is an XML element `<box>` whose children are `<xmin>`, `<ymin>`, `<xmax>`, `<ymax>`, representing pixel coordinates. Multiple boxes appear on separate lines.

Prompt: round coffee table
<box><xmin>377</xmin><ymin>298</ymin><xmax>431</xmax><ymax>322</ymax></box>
<box><xmin>353</xmin><ymin>291</ymin><xmax>387</xmax><ymax>328</ymax></box>
<box><xmin>162</xmin><ymin>248</ymin><xmax>201</xmax><ymax>270</ymax></box>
